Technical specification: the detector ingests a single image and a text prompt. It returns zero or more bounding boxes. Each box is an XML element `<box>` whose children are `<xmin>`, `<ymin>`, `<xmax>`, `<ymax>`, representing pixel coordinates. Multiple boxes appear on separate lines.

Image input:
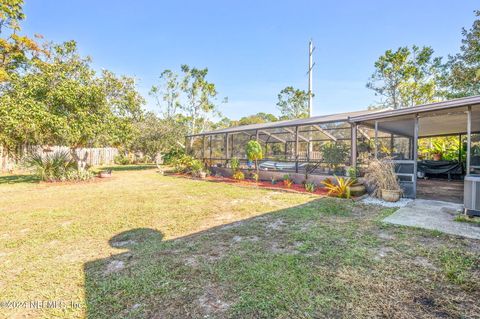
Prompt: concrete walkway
<box><xmin>383</xmin><ymin>199</ymin><xmax>480</xmax><ymax>240</ymax></box>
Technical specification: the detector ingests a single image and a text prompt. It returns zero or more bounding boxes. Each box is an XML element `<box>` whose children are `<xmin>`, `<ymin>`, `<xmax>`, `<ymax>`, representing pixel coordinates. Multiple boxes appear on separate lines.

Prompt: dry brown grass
<box><xmin>364</xmin><ymin>157</ymin><xmax>402</xmax><ymax>197</ymax></box>
<box><xmin>0</xmin><ymin>166</ymin><xmax>478</xmax><ymax>318</ymax></box>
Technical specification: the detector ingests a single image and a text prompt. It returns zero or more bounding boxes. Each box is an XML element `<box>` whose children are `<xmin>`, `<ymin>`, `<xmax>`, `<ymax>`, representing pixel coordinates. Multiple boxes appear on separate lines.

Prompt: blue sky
<box><xmin>22</xmin><ymin>1</ymin><xmax>478</xmax><ymax>120</ymax></box>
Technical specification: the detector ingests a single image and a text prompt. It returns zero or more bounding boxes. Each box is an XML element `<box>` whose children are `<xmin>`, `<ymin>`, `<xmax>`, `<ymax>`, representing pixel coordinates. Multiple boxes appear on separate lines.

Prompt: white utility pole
<box><xmin>308</xmin><ymin>40</ymin><xmax>315</xmax><ymax>117</ymax></box>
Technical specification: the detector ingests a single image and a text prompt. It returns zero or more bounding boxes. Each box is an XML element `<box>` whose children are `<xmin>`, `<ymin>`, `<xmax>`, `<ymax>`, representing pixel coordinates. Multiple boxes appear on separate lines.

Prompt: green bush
<box><xmin>163</xmin><ymin>149</ymin><xmax>185</xmax><ymax>165</ymax></box>
<box><xmin>230</xmin><ymin>157</ymin><xmax>240</xmax><ymax>172</ymax></box>
<box><xmin>232</xmin><ymin>170</ymin><xmax>245</xmax><ymax>180</ymax></box>
<box><xmin>171</xmin><ymin>154</ymin><xmax>204</xmax><ymax>176</ymax></box>
<box><xmin>25</xmin><ymin>151</ymin><xmax>93</xmax><ymax>182</ymax></box>
<box><xmin>64</xmin><ymin>169</ymin><xmax>94</xmax><ymax>181</ymax></box>
<box><xmin>304</xmin><ymin>182</ymin><xmax>316</xmax><ymax>192</ymax></box>
<box><xmin>114</xmin><ymin>154</ymin><xmax>133</xmax><ymax>165</ymax></box>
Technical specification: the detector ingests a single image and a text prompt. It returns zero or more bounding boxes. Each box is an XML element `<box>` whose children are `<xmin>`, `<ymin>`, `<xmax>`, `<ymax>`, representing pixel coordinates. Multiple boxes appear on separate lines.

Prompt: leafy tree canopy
<box><xmin>230</xmin><ymin>112</ymin><xmax>278</xmax><ymax>127</ymax></box>
<box><xmin>442</xmin><ymin>10</ymin><xmax>480</xmax><ymax>98</ymax></box>
<box><xmin>367</xmin><ymin>45</ymin><xmax>443</xmax><ymax>109</ymax></box>
<box><xmin>129</xmin><ymin>112</ymin><xmax>188</xmax><ymax>159</ymax></box>
<box><xmin>276</xmin><ymin>86</ymin><xmax>310</xmax><ymax>119</ymax></box>
<box><xmin>0</xmin><ymin>0</ymin><xmax>45</xmax><ymax>82</ymax></box>
<box><xmin>150</xmin><ymin>65</ymin><xmax>226</xmax><ymax>134</ymax></box>
<box><xmin>0</xmin><ymin>41</ymin><xmax>144</xmax><ymax>153</ymax></box>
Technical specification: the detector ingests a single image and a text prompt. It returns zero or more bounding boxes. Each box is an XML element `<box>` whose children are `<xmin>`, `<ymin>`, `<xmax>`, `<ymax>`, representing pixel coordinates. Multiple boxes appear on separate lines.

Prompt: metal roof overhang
<box><xmin>187</xmin><ymin>95</ymin><xmax>480</xmax><ymax>139</ymax></box>
<box><xmin>349</xmin><ymin>96</ymin><xmax>480</xmax><ymax>138</ymax></box>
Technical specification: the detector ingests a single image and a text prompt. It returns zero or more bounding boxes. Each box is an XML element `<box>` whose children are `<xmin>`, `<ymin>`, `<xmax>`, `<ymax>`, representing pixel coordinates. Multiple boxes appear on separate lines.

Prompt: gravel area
<box><xmin>361</xmin><ymin>196</ymin><xmax>413</xmax><ymax>208</ymax></box>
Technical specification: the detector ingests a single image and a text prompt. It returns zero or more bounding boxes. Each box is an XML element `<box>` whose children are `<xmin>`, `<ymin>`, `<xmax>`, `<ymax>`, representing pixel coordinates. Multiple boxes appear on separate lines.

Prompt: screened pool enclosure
<box><xmin>186</xmin><ymin>96</ymin><xmax>480</xmax><ymax>200</ymax></box>
<box><xmin>186</xmin><ymin>109</ymin><xmax>386</xmax><ymax>176</ymax></box>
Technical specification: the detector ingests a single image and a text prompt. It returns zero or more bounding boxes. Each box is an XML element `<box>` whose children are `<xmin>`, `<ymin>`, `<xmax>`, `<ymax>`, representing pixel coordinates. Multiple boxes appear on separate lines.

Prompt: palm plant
<box><xmin>26</xmin><ymin>151</ymin><xmax>76</xmax><ymax>182</ymax></box>
<box><xmin>322</xmin><ymin>175</ymin><xmax>354</xmax><ymax>199</ymax></box>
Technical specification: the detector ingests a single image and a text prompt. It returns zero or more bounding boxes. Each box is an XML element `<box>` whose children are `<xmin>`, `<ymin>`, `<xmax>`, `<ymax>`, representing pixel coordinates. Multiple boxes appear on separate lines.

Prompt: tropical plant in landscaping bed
<box><xmin>322</xmin><ymin>176</ymin><xmax>354</xmax><ymax>199</ymax></box>
<box><xmin>25</xmin><ymin>151</ymin><xmax>93</xmax><ymax>182</ymax></box>
<box><xmin>230</xmin><ymin>157</ymin><xmax>240</xmax><ymax>172</ymax></box>
<box><xmin>246</xmin><ymin>140</ymin><xmax>263</xmax><ymax>176</ymax></box>
<box><xmin>232</xmin><ymin>170</ymin><xmax>245</xmax><ymax>180</ymax></box>
<box><xmin>346</xmin><ymin>166</ymin><xmax>359</xmax><ymax>181</ymax></box>
<box><xmin>252</xmin><ymin>172</ymin><xmax>259</xmax><ymax>183</ymax></box>
<box><xmin>364</xmin><ymin>158</ymin><xmax>401</xmax><ymax>202</ymax></box>
<box><xmin>283</xmin><ymin>174</ymin><xmax>293</xmax><ymax>188</ymax></box>
<box><xmin>304</xmin><ymin>182</ymin><xmax>316</xmax><ymax>192</ymax></box>
<box><xmin>171</xmin><ymin>154</ymin><xmax>204</xmax><ymax>176</ymax></box>
<box><xmin>346</xmin><ymin>166</ymin><xmax>367</xmax><ymax>196</ymax></box>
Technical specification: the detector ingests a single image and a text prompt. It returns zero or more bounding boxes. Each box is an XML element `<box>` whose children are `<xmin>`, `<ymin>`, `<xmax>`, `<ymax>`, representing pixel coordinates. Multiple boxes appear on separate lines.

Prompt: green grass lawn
<box><xmin>0</xmin><ymin>166</ymin><xmax>478</xmax><ymax>318</ymax></box>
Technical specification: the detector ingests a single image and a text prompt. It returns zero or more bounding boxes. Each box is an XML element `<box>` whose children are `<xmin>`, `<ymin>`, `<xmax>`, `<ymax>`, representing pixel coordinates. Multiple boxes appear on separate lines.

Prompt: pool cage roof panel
<box><xmin>188</xmin><ymin>95</ymin><xmax>480</xmax><ymax>139</ymax></box>
<box><xmin>187</xmin><ymin>109</ymin><xmax>380</xmax><ymax>137</ymax></box>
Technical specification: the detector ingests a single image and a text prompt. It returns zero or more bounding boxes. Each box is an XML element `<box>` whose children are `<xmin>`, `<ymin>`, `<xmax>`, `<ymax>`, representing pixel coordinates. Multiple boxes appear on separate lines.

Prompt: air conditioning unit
<box><xmin>464</xmin><ymin>175</ymin><xmax>480</xmax><ymax>216</ymax></box>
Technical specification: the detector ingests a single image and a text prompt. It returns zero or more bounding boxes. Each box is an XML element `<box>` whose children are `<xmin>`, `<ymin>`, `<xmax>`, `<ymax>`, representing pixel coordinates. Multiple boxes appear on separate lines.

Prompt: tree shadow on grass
<box><xmin>83</xmin><ymin>202</ymin><xmax>327</xmax><ymax>318</ymax></box>
<box><xmin>0</xmin><ymin>174</ymin><xmax>39</xmax><ymax>184</ymax></box>
<box><xmin>83</xmin><ymin>198</ymin><xmax>479</xmax><ymax>319</ymax></box>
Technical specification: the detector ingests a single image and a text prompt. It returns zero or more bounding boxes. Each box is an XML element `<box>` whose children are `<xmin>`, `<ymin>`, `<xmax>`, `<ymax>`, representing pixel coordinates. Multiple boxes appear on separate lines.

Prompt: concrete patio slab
<box><xmin>383</xmin><ymin>199</ymin><xmax>480</xmax><ymax>240</ymax></box>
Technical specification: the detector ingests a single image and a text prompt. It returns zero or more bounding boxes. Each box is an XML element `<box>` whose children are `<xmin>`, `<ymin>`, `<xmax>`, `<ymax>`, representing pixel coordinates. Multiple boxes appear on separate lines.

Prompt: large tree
<box><xmin>442</xmin><ymin>10</ymin><xmax>480</xmax><ymax>98</ymax></box>
<box><xmin>149</xmin><ymin>65</ymin><xmax>226</xmax><ymax>149</ymax></box>
<box><xmin>129</xmin><ymin>112</ymin><xmax>188</xmax><ymax>159</ymax></box>
<box><xmin>0</xmin><ymin>0</ymin><xmax>44</xmax><ymax>82</ymax></box>
<box><xmin>180</xmin><ymin>65</ymin><xmax>225</xmax><ymax>136</ymax></box>
<box><xmin>276</xmin><ymin>86</ymin><xmax>309</xmax><ymax>119</ymax></box>
<box><xmin>367</xmin><ymin>46</ymin><xmax>443</xmax><ymax>109</ymax></box>
<box><xmin>0</xmin><ymin>41</ymin><xmax>144</xmax><ymax>168</ymax></box>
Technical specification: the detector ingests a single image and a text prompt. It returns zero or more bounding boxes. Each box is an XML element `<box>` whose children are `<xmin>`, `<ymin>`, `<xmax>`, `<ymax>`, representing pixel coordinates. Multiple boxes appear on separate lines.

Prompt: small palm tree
<box><xmin>246</xmin><ymin>140</ymin><xmax>263</xmax><ymax>177</ymax></box>
<box><xmin>25</xmin><ymin>151</ymin><xmax>76</xmax><ymax>181</ymax></box>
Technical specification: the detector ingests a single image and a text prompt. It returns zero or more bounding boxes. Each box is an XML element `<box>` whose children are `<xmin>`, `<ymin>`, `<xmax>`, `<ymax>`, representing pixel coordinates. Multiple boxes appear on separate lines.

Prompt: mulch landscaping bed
<box><xmin>168</xmin><ymin>172</ymin><xmax>330</xmax><ymax>196</ymax></box>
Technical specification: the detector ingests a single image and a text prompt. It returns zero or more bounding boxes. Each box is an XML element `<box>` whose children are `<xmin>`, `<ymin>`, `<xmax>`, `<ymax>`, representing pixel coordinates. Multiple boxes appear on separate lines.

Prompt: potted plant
<box><xmin>430</xmin><ymin>140</ymin><xmax>446</xmax><ymax>161</ymax></box>
<box><xmin>99</xmin><ymin>169</ymin><xmax>112</xmax><ymax>178</ymax></box>
<box><xmin>364</xmin><ymin>158</ymin><xmax>402</xmax><ymax>202</ymax></box>
<box><xmin>199</xmin><ymin>171</ymin><xmax>207</xmax><ymax>179</ymax></box>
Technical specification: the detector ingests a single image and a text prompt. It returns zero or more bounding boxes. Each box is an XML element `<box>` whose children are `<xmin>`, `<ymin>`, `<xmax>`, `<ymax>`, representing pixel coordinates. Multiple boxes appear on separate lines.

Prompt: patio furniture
<box><xmin>417</xmin><ymin>160</ymin><xmax>463</xmax><ymax>180</ymax></box>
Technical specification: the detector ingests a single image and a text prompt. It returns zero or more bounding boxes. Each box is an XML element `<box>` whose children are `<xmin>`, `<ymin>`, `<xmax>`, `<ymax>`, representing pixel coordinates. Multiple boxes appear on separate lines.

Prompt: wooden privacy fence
<box><xmin>0</xmin><ymin>145</ymin><xmax>119</xmax><ymax>171</ymax></box>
